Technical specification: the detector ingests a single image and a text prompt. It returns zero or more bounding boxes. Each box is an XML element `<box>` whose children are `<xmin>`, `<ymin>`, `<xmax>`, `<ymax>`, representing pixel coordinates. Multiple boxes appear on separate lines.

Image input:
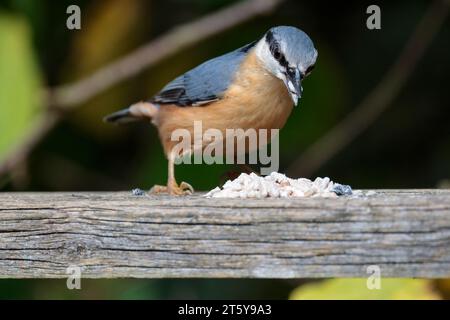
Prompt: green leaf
<box><xmin>290</xmin><ymin>278</ymin><xmax>440</xmax><ymax>300</ymax></box>
<box><xmin>0</xmin><ymin>13</ymin><xmax>42</xmax><ymax>163</ymax></box>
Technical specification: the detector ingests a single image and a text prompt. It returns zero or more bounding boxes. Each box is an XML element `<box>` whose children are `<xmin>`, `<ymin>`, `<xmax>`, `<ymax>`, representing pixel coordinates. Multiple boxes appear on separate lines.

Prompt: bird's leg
<box><xmin>149</xmin><ymin>153</ymin><xmax>194</xmax><ymax>195</ymax></box>
<box><xmin>167</xmin><ymin>153</ymin><xmax>194</xmax><ymax>195</ymax></box>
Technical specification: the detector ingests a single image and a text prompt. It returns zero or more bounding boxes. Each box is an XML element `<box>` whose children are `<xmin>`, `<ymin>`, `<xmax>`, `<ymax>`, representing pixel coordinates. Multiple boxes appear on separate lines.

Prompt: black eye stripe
<box><xmin>286</xmin><ymin>67</ymin><xmax>296</xmax><ymax>80</ymax></box>
<box><xmin>266</xmin><ymin>31</ymin><xmax>280</xmax><ymax>57</ymax></box>
<box><xmin>305</xmin><ymin>65</ymin><xmax>315</xmax><ymax>75</ymax></box>
<box><xmin>265</xmin><ymin>30</ymin><xmax>275</xmax><ymax>46</ymax></box>
<box><xmin>271</xmin><ymin>43</ymin><xmax>281</xmax><ymax>58</ymax></box>
<box><xmin>265</xmin><ymin>31</ymin><xmax>288</xmax><ymax>67</ymax></box>
<box><xmin>278</xmin><ymin>54</ymin><xmax>288</xmax><ymax>68</ymax></box>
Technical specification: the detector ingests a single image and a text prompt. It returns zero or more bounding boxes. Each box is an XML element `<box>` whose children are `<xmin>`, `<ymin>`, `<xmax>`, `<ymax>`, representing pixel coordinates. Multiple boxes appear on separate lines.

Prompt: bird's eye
<box><xmin>272</xmin><ymin>45</ymin><xmax>282</xmax><ymax>61</ymax></box>
<box><xmin>305</xmin><ymin>65</ymin><xmax>315</xmax><ymax>75</ymax></box>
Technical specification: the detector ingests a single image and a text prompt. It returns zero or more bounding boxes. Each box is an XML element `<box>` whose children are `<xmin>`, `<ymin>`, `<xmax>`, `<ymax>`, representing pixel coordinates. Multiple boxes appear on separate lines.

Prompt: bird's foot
<box><xmin>149</xmin><ymin>181</ymin><xmax>194</xmax><ymax>196</ymax></box>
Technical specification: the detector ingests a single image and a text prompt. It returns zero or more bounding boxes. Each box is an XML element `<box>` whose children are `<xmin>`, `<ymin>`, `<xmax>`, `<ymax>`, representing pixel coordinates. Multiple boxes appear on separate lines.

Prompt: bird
<box><xmin>105</xmin><ymin>26</ymin><xmax>318</xmax><ymax>195</ymax></box>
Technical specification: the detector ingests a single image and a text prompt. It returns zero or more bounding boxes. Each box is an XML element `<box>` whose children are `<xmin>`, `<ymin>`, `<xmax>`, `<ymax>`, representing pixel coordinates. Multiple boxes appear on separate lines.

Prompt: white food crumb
<box><xmin>205</xmin><ymin>172</ymin><xmax>351</xmax><ymax>199</ymax></box>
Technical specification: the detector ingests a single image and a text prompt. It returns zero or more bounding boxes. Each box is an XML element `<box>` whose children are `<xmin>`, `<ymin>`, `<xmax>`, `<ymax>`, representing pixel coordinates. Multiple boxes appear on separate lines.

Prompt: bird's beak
<box><xmin>283</xmin><ymin>68</ymin><xmax>302</xmax><ymax>105</ymax></box>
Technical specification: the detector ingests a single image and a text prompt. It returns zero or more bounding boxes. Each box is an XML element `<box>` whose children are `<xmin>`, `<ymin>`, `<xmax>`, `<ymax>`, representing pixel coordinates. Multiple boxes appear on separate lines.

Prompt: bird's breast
<box><xmin>156</xmin><ymin>50</ymin><xmax>294</xmax><ymax>155</ymax></box>
<box><xmin>217</xmin><ymin>50</ymin><xmax>294</xmax><ymax>130</ymax></box>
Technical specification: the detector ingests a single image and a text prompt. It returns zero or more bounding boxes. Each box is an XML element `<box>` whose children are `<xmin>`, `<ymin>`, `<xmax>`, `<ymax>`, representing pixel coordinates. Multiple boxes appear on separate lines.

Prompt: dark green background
<box><xmin>0</xmin><ymin>0</ymin><xmax>448</xmax><ymax>299</ymax></box>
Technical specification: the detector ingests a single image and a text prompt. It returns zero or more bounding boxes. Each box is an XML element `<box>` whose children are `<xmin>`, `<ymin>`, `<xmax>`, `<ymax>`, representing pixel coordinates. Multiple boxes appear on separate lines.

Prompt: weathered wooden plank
<box><xmin>0</xmin><ymin>190</ymin><xmax>449</xmax><ymax>279</ymax></box>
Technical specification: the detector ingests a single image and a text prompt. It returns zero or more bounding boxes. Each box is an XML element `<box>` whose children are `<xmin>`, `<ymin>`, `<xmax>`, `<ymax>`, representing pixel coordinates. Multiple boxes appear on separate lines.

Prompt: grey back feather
<box><xmin>150</xmin><ymin>41</ymin><xmax>256</xmax><ymax>107</ymax></box>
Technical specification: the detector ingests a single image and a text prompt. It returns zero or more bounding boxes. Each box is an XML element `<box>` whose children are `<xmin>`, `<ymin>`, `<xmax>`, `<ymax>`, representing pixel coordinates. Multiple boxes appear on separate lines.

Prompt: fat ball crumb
<box><xmin>205</xmin><ymin>172</ymin><xmax>353</xmax><ymax>199</ymax></box>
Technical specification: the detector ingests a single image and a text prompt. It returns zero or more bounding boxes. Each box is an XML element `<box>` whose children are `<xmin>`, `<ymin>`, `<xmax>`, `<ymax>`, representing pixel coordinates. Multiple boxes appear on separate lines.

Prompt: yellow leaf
<box><xmin>290</xmin><ymin>278</ymin><xmax>441</xmax><ymax>300</ymax></box>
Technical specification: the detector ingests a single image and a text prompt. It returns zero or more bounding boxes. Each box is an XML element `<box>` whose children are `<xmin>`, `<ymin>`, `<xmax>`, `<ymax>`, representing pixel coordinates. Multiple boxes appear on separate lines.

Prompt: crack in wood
<box><xmin>0</xmin><ymin>191</ymin><xmax>449</xmax><ymax>278</ymax></box>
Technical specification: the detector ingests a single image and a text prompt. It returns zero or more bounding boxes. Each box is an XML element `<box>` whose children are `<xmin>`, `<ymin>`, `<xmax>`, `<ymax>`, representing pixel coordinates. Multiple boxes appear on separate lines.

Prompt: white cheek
<box><xmin>255</xmin><ymin>40</ymin><xmax>284</xmax><ymax>77</ymax></box>
<box><xmin>275</xmin><ymin>70</ymin><xmax>285</xmax><ymax>81</ymax></box>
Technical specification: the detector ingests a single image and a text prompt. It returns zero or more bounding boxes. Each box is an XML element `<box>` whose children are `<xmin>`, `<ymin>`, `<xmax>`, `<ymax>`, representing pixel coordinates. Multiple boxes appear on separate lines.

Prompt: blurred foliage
<box><xmin>0</xmin><ymin>0</ymin><xmax>449</xmax><ymax>300</ymax></box>
<box><xmin>0</xmin><ymin>279</ymin><xmax>291</xmax><ymax>299</ymax></box>
<box><xmin>0</xmin><ymin>0</ymin><xmax>448</xmax><ymax>191</ymax></box>
<box><xmin>0</xmin><ymin>13</ymin><xmax>42</xmax><ymax>164</ymax></box>
<box><xmin>435</xmin><ymin>279</ymin><xmax>450</xmax><ymax>299</ymax></box>
<box><xmin>290</xmin><ymin>279</ymin><xmax>441</xmax><ymax>300</ymax></box>
<box><xmin>65</xmin><ymin>0</ymin><xmax>145</xmax><ymax>138</ymax></box>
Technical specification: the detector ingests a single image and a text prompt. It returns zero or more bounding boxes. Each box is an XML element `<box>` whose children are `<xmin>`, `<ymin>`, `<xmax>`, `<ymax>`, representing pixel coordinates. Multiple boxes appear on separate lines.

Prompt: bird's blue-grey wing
<box><xmin>150</xmin><ymin>41</ymin><xmax>256</xmax><ymax>106</ymax></box>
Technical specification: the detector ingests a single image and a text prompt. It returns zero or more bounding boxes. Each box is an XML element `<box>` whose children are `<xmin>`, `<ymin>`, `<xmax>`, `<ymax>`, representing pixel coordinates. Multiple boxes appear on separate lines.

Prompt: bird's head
<box><xmin>255</xmin><ymin>26</ymin><xmax>318</xmax><ymax>105</ymax></box>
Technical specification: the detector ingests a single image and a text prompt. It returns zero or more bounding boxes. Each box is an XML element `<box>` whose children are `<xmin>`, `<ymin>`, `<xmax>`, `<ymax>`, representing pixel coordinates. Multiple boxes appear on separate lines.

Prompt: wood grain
<box><xmin>0</xmin><ymin>190</ymin><xmax>449</xmax><ymax>279</ymax></box>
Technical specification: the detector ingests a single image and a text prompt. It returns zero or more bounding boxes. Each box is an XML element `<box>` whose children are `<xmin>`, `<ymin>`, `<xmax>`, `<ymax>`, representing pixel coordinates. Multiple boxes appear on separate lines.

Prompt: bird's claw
<box><xmin>149</xmin><ymin>185</ymin><xmax>168</xmax><ymax>194</ymax></box>
<box><xmin>149</xmin><ymin>182</ymin><xmax>194</xmax><ymax>196</ymax></box>
<box><xmin>179</xmin><ymin>181</ymin><xmax>194</xmax><ymax>194</ymax></box>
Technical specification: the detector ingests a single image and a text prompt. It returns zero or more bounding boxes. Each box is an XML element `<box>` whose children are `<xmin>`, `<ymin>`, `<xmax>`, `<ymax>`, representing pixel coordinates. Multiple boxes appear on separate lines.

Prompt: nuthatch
<box><xmin>105</xmin><ymin>26</ymin><xmax>317</xmax><ymax>195</ymax></box>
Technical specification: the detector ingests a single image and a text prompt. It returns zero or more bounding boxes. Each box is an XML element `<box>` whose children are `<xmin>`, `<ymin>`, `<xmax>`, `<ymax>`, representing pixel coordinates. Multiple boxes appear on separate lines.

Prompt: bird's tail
<box><xmin>103</xmin><ymin>101</ymin><xmax>159</xmax><ymax>124</ymax></box>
